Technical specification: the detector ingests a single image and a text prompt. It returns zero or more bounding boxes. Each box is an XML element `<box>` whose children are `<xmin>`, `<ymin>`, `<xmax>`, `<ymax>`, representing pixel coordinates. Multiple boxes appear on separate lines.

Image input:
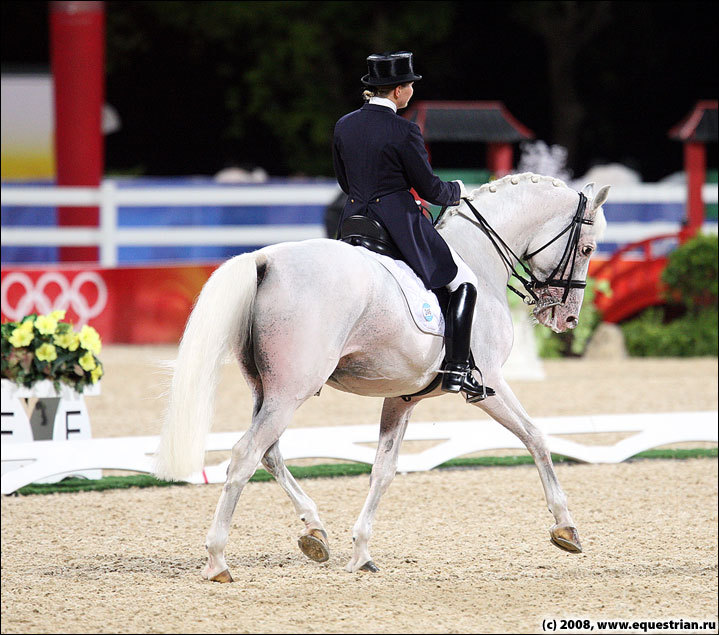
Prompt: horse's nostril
<box><xmin>567</xmin><ymin>316</ymin><xmax>578</xmax><ymax>326</ymax></box>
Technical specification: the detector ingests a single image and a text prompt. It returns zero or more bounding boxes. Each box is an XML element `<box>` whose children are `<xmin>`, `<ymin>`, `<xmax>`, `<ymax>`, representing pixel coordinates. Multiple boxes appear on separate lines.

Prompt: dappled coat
<box><xmin>333</xmin><ymin>103</ymin><xmax>461</xmax><ymax>289</ymax></box>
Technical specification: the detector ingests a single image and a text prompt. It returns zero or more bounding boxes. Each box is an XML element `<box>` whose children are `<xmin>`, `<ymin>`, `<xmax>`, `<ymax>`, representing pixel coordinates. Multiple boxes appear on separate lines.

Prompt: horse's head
<box><xmin>525</xmin><ymin>182</ymin><xmax>610</xmax><ymax>333</ymax></box>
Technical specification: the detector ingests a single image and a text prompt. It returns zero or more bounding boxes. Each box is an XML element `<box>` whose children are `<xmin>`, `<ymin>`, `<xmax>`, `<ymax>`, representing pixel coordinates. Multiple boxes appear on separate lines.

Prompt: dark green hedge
<box><xmin>661</xmin><ymin>233</ymin><xmax>718</xmax><ymax>310</ymax></box>
<box><xmin>621</xmin><ymin>307</ymin><xmax>718</xmax><ymax>357</ymax></box>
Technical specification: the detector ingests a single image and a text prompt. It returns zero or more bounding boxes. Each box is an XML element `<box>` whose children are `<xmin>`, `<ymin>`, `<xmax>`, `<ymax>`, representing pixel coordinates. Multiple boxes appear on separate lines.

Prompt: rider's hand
<box><xmin>452</xmin><ymin>179</ymin><xmax>473</xmax><ymax>201</ymax></box>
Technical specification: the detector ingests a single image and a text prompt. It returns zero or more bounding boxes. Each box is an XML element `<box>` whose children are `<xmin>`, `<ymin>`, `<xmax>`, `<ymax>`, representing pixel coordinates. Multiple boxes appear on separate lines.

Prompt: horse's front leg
<box><xmin>346</xmin><ymin>397</ymin><xmax>416</xmax><ymax>573</ymax></box>
<box><xmin>475</xmin><ymin>377</ymin><xmax>582</xmax><ymax>553</ymax></box>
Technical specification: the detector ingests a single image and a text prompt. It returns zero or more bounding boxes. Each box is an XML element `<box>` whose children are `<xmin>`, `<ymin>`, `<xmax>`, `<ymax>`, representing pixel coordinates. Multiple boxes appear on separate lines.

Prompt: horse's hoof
<box><xmin>359</xmin><ymin>560</ymin><xmax>379</xmax><ymax>572</ymax></box>
<box><xmin>209</xmin><ymin>569</ymin><xmax>234</xmax><ymax>583</ymax></box>
<box><xmin>297</xmin><ymin>529</ymin><xmax>330</xmax><ymax>563</ymax></box>
<box><xmin>550</xmin><ymin>526</ymin><xmax>583</xmax><ymax>553</ymax></box>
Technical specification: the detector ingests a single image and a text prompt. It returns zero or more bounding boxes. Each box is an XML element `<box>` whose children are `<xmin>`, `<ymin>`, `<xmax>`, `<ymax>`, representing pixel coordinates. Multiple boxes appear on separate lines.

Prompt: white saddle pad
<box><xmin>363</xmin><ymin>249</ymin><xmax>445</xmax><ymax>336</ymax></box>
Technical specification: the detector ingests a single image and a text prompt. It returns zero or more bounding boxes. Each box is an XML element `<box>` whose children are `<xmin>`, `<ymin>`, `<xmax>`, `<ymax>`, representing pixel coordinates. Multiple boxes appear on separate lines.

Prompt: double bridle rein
<box><xmin>448</xmin><ymin>191</ymin><xmax>592</xmax><ymax>309</ymax></box>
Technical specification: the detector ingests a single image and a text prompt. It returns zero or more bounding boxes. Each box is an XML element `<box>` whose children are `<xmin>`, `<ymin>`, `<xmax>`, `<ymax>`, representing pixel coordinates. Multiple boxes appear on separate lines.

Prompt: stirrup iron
<box><xmin>440</xmin><ymin>363</ymin><xmax>494</xmax><ymax>403</ymax></box>
<box><xmin>463</xmin><ymin>365</ymin><xmax>495</xmax><ymax>403</ymax></box>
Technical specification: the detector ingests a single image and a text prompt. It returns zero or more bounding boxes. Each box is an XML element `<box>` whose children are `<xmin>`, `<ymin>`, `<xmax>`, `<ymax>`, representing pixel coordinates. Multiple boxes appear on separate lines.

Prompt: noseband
<box><xmin>456</xmin><ymin>192</ymin><xmax>592</xmax><ymax>308</ymax></box>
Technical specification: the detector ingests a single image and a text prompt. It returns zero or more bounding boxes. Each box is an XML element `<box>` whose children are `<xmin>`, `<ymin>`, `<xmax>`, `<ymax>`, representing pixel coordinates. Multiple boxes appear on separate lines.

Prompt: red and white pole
<box><xmin>49</xmin><ymin>0</ymin><xmax>105</xmax><ymax>263</ymax></box>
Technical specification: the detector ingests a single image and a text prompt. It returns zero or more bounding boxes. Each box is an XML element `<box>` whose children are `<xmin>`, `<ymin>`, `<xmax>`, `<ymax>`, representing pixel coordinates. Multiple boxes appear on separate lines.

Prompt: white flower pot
<box><xmin>1</xmin><ymin>378</ymin><xmax>100</xmax><ymax>400</ymax></box>
<box><xmin>1</xmin><ymin>378</ymin><xmax>101</xmax><ymax>482</ymax></box>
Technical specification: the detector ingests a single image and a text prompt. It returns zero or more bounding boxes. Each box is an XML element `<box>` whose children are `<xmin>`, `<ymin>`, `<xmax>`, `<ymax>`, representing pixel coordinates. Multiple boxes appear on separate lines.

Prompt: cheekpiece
<box><xmin>361</xmin><ymin>51</ymin><xmax>422</xmax><ymax>87</ymax></box>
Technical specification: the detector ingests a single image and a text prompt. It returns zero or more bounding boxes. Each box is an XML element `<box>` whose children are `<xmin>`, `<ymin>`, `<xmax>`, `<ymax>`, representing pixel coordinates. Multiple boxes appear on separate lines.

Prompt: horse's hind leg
<box><xmin>261</xmin><ymin>441</ymin><xmax>330</xmax><ymax>562</ymax></box>
<box><xmin>475</xmin><ymin>377</ymin><xmax>582</xmax><ymax>553</ymax></box>
<box><xmin>346</xmin><ymin>397</ymin><xmax>416</xmax><ymax>573</ymax></box>
<box><xmin>202</xmin><ymin>402</ymin><xmax>296</xmax><ymax>582</ymax></box>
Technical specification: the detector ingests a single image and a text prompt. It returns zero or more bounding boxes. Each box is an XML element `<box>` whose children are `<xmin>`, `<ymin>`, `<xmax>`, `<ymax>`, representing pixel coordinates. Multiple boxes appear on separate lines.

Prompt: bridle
<box><xmin>443</xmin><ymin>191</ymin><xmax>592</xmax><ymax>309</ymax></box>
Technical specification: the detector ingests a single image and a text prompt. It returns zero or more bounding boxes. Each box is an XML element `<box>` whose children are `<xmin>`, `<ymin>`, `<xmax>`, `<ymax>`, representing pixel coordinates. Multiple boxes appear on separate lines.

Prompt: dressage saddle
<box><xmin>338</xmin><ymin>215</ymin><xmax>402</xmax><ymax>260</ymax></box>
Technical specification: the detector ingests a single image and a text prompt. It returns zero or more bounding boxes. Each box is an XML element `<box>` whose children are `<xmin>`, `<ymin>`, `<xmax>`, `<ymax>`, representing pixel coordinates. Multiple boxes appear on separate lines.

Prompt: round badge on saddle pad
<box><xmin>362</xmin><ymin>51</ymin><xmax>423</xmax><ymax>86</ymax></box>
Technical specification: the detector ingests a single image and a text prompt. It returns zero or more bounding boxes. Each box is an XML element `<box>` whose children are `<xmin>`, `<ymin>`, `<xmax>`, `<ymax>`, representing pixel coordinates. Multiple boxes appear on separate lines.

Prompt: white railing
<box><xmin>2</xmin><ymin>411</ymin><xmax>716</xmax><ymax>494</ymax></box>
<box><xmin>1</xmin><ymin>181</ymin><xmax>717</xmax><ymax>267</ymax></box>
<box><xmin>1</xmin><ymin>181</ymin><xmax>339</xmax><ymax>267</ymax></box>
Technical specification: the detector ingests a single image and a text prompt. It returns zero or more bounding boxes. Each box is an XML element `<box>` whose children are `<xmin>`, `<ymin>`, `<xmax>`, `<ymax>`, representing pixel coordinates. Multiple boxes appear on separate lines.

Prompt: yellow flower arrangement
<box><xmin>1</xmin><ymin>313</ymin><xmax>104</xmax><ymax>394</ymax></box>
<box><xmin>78</xmin><ymin>351</ymin><xmax>97</xmax><ymax>371</ymax></box>
<box><xmin>91</xmin><ymin>365</ymin><xmax>104</xmax><ymax>384</ymax></box>
<box><xmin>36</xmin><ymin>343</ymin><xmax>58</xmax><ymax>363</ymax></box>
<box><xmin>79</xmin><ymin>325</ymin><xmax>102</xmax><ymax>356</ymax></box>
<box><xmin>53</xmin><ymin>330</ymin><xmax>80</xmax><ymax>351</ymax></box>
<box><xmin>8</xmin><ymin>321</ymin><xmax>35</xmax><ymax>348</ymax></box>
<box><xmin>35</xmin><ymin>314</ymin><xmax>59</xmax><ymax>335</ymax></box>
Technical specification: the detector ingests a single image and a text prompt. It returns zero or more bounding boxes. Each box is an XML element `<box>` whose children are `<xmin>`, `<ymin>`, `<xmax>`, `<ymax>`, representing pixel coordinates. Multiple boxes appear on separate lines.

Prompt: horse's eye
<box><xmin>581</xmin><ymin>245</ymin><xmax>594</xmax><ymax>257</ymax></box>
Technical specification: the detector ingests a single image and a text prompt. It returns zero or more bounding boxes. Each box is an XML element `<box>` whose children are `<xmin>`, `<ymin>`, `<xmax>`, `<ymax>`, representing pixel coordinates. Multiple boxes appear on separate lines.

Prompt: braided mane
<box><xmin>435</xmin><ymin>173</ymin><xmax>570</xmax><ymax>228</ymax></box>
<box><xmin>472</xmin><ymin>172</ymin><xmax>571</xmax><ymax>198</ymax></box>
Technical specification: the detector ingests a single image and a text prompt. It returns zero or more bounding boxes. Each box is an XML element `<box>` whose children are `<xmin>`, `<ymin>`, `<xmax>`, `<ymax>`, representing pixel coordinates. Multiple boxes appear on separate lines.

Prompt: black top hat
<box><xmin>361</xmin><ymin>51</ymin><xmax>422</xmax><ymax>87</ymax></box>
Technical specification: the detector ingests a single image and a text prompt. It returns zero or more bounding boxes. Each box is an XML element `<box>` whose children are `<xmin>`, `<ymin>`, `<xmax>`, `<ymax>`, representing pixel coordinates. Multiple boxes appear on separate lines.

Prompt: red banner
<box><xmin>1</xmin><ymin>264</ymin><xmax>217</xmax><ymax>344</ymax></box>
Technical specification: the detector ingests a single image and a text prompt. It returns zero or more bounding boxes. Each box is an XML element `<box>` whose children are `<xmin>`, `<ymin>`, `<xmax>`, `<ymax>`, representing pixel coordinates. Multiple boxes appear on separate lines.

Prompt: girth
<box><xmin>338</xmin><ymin>215</ymin><xmax>402</xmax><ymax>260</ymax></box>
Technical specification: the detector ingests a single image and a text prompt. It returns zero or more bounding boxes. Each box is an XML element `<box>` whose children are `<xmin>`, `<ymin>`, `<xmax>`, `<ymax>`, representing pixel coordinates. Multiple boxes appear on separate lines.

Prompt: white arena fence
<box><xmin>1</xmin><ymin>411</ymin><xmax>716</xmax><ymax>495</ymax></box>
<box><xmin>1</xmin><ymin>181</ymin><xmax>717</xmax><ymax>267</ymax></box>
<box><xmin>1</xmin><ymin>181</ymin><xmax>338</xmax><ymax>267</ymax></box>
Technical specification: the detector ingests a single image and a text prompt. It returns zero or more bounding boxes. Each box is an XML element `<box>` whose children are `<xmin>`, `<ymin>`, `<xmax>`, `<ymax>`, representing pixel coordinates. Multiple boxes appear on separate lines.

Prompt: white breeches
<box><xmin>446</xmin><ymin>245</ymin><xmax>478</xmax><ymax>292</ymax></box>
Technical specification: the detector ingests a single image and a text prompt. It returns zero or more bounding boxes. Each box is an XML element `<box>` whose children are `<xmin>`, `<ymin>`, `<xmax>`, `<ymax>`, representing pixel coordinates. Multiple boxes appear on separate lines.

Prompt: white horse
<box><xmin>154</xmin><ymin>173</ymin><xmax>610</xmax><ymax>583</ymax></box>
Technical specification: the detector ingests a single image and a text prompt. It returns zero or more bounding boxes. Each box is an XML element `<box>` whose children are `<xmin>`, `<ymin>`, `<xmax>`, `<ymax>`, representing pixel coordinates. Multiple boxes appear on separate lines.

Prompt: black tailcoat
<box><xmin>333</xmin><ymin>103</ymin><xmax>461</xmax><ymax>289</ymax></box>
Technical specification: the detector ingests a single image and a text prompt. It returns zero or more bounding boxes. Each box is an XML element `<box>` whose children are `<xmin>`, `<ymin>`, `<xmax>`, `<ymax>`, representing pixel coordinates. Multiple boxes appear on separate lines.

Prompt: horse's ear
<box><xmin>581</xmin><ymin>182</ymin><xmax>595</xmax><ymax>198</ymax></box>
<box><xmin>591</xmin><ymin>185</ymin><xmax>611</xmax><ymax>210</ymax></box>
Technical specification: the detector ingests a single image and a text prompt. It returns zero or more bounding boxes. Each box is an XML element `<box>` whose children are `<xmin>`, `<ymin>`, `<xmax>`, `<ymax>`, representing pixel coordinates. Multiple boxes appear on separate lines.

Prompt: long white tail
<box><xmin>153</xmin><ymin>253</ymin><xmax>259</xmax><ymax>480</ymax></box>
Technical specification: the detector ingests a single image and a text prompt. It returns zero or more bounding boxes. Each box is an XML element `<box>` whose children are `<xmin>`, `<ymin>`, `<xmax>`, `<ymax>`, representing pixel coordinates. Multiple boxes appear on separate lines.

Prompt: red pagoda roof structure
<box><xmin>403</xmin><ymin>101</ymin><xmax>534</xmax><ymax>175</ymax></box>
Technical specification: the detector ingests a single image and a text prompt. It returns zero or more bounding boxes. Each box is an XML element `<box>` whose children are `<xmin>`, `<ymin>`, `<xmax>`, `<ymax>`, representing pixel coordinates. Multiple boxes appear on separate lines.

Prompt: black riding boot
<box><xmin>441</xmin><ymin>283</ymin><xmax>494</xmax><ymax>402</ymax></box>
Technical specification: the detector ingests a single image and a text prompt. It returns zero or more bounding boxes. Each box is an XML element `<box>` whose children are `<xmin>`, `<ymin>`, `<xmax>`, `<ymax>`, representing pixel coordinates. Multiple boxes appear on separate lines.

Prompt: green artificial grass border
<box><xmin>11</xmin><ymin>447</ymin><xmax>717</xmax><ymax>496</ymax></box>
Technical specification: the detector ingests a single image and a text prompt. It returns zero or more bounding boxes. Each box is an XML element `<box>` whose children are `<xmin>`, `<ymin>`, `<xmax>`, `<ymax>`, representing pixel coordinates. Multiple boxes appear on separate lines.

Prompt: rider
<box><xmin>332</xmin><ymin>51</ymin><xmax>491</xmax><ymax>401</ymax></box>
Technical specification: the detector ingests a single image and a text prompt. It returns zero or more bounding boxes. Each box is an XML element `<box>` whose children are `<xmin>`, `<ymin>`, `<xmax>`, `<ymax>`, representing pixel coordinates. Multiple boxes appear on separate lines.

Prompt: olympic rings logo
<box><xmin>1</xmin><ymin>271</ymin><xmax>108</xmax><ymax>326</ymax></box>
